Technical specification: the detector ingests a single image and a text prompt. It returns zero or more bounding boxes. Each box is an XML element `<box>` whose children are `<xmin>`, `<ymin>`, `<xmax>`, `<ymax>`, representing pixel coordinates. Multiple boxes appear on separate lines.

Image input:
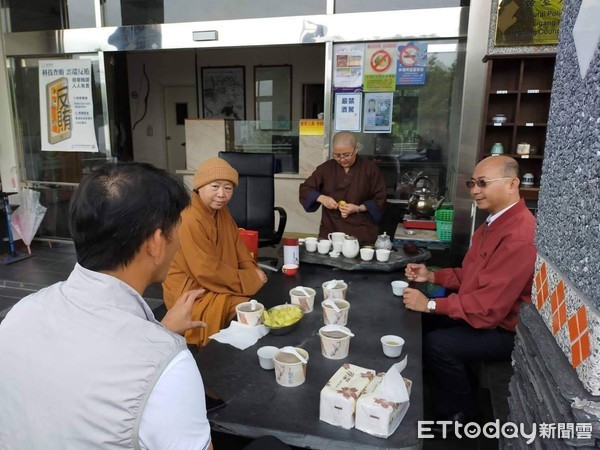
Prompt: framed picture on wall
<box><xmin>254</xmin><ymin>65</ymin><xmax>292</xmax><ymax>130</ymax></box>
<box><xmin>201</xmin><ymin>66</ymin><xmax>246</xmax><ymax>120</ymax></box>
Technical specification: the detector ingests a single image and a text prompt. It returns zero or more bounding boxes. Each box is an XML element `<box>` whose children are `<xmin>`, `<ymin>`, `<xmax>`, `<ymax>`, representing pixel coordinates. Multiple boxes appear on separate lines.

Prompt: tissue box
<box><xmin>319</xmin><ymin>363</ymin><xmax>376</xmax><ymax>429</ymax></box>
<box><xmin>355</xmin><ymin>373</ymin><xmax>412</xmax><ymax>438</ymax></box>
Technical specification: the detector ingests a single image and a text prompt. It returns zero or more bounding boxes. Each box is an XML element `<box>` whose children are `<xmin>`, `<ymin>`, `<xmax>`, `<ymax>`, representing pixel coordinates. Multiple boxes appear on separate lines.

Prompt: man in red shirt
<box><xmin>403</xmin><ymin>155</ymin><xmax>536</xmax><ymax>427</ymax></box>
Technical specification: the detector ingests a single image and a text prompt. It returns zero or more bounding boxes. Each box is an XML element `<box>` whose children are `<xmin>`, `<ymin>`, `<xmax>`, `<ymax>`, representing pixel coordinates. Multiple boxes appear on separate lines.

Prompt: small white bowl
<box><xmin>257</xmin><ymin>346</ymin><xmax>279</xmax><ymax>370</ymax></box>
<box><xmin>329</xmin><ymin>251</ymin><xmax>340</xmax><ymax>258</ymax></box>
<box><xmin>381</xmin><ymin>335</ymin><xmax>405</xmax><ymax>358</ymax></box>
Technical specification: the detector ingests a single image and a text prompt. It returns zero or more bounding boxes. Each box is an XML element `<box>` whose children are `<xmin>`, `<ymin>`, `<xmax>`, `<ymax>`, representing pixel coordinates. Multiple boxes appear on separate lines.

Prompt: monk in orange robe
<box><xmin>163</xmin><ymin>157</ymin><xmax>268</xmax><ymax>347</ymax></box>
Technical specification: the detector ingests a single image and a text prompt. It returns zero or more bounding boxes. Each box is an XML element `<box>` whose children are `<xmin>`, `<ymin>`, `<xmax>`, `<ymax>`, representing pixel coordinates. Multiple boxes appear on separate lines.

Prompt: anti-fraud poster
<box><xmin>39</xmin><ymin>60</ymin><xmax>98</xmax><ymax>152</ymax></box>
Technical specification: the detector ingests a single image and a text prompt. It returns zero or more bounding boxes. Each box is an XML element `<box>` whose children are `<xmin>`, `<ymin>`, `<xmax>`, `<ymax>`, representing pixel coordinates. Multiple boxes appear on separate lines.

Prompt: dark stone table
<box><xmin>195</xmin><ymin>264</ymin><xmax>423</xmax><ymax>450</ymax></box>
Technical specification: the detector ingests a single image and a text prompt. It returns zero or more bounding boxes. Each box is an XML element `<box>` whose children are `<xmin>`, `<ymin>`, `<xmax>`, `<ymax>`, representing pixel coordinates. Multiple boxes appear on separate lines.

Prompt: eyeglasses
<box><xmin>465</xmin><ymin>177</ymin><xmax>513</xmax><ymax>189</ymax></box>
<box><xmin>332</xmin><ymin>150</ymin><xmax>355</xmax><ymax>161</ymax></box>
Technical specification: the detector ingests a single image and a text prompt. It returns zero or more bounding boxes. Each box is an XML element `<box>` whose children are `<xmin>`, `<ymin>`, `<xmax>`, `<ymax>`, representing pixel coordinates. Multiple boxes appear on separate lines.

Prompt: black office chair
<box><xmin>218</xmin><ymin>152</ymin><xmax>287</xmax><ymax>268</ymax></box>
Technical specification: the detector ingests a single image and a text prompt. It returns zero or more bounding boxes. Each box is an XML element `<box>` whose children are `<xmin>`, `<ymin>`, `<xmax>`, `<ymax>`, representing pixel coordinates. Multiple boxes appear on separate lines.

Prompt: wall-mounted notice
<box><xmin>363</xmin><ymin>92</ymin><xmax>393</xmax><ymax>133</ymax></box>
<box><xmin>334</xmin><ymin>93</ymin><xmax>362</xmax><ymax>132</ymax></box>
<box><xmin>396</xmin><ymin>41</ymin><xmax>428</xmax><ymax>85</ymax></box>
<box><xmin>363</xmin><ymin>42</ymin><xmax>397</xmax><ymax>92</ymax></box>
<box><xmin>39</xmin><ymin>59</ymin><xmax>98</xmax><ymax>152</ymax></box>
<box><xmin>334</xmin><ymin>43</ymin><xmax>365</xmax><ymax>89</ymax></box>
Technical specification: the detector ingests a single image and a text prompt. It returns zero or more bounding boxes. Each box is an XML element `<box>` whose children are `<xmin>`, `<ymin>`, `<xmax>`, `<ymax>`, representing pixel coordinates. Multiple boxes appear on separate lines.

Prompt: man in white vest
<box><xmin>0</xmin><ymin>163</ymin><xmax>213</xmax><ymax>449</ymax></box>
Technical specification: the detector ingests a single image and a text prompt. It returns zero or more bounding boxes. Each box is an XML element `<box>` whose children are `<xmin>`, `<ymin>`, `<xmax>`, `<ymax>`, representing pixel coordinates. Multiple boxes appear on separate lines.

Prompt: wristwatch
<box><xmin>427</xmin><ymin>299</ymin><xmax>437</xmax><ymax>314</ymax></box>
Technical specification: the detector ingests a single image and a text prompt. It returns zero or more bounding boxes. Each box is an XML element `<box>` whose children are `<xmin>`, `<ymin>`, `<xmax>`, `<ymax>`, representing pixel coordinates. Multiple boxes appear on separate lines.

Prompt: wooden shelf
<box><xmin>478</xmin><ymin>54</ymin><xmax>556</xmax><ymax>205</ymax></box>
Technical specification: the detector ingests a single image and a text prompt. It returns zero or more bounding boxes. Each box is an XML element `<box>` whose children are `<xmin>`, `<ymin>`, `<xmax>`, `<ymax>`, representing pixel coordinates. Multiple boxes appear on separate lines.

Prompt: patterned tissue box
<box><xmin>319</xmin><ymin>363</ymin><xmax>376</xmax><ymax>429</ymax></box>
<box><xmin>355</xmin><ymin>373</ymin><xmax>412</xmax><ymax>438</ymax></box>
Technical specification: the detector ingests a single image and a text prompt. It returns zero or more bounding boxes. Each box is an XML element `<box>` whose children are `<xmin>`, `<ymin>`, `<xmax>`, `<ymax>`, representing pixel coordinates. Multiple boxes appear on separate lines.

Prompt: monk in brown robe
<box><xmin>163</xmin><ymin>157</ymin><xmax>268</xmax><ymax>347</ymax></box>
<box><xmin>299</xmin><ymin>131</ymin><xmax>387</xmax><ymax>246</ymax></box>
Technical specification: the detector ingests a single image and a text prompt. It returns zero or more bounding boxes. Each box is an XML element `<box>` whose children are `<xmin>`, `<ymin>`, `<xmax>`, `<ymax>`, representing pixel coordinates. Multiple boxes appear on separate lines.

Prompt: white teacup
<box><xmin>360</xmin><ymin>247</ymin><xmax>374</xmax><ymax>261</ymax></box>
<box><xmin>319</xmin><ymin>326</ymin><xmax>352</xmax><ymax>360</ymax></box>
<box><xmin>305</xmin><ymin>237</ymin><xmax>318</xmax><ymax>252</ymax></box>
<box><xmin>376</xmin><ymin>249</ymin><xmax>391</xmax><ymax>262</ymax></box>
<box><xmin>257</xmin><ymin>346</ymin><xmax>278</xmax><ymax>370</ymax></box>
<box><xmin>289</xmin><ymin>286</ymin><xmax>316</xmax><ymax>313</ymax></box>
<box><xmin>317</xmin><ymin>240</ymin><xmax>332</xmax><ymax>254</ymax></box>
<box><xmin>235</xmin><ymin>301</ymin><xmax>264</xmax><ymax>327</ymax></box>
<box><xmin>322</xmin><ymin>299</ymin><xmax>350</xmax><ymax>326</ymax></box>
<box><xmin>274</xmin><ymin>348</ymin><xmax>309</xmax><ymax>387</ymax></box>
<box><xmin>328</xmin><ymin>232</ymin><xmax>346</xmax><ymax>244</ymax></box>
<box><xmin>391</xmin><ymin>280</ymin><xmax>409</xmax><ymax>296</ymax></box>
<box><xmin>381</xmin><ymin>335</ymin><xmax>404</xmax><ymax>358</ymax></box>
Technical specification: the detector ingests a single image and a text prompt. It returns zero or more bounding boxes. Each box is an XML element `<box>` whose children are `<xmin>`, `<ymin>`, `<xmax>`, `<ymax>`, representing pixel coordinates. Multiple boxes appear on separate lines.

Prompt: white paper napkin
<box><xmin>378</xmin><ymin>355</ymin><xmax>410</xmax><ymax>403</ymax></box>
<box><xmin>209</xmin><ymin>320</ymin><xmax>269</xmax><ymax>350</ymax></box>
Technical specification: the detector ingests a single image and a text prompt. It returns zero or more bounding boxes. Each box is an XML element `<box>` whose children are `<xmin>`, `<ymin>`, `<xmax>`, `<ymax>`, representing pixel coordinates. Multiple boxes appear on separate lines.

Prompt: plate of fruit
<box><xmin>261</xmin><ymin>304</ymin><xmax>304</xmax><ymax>335</ymax></box>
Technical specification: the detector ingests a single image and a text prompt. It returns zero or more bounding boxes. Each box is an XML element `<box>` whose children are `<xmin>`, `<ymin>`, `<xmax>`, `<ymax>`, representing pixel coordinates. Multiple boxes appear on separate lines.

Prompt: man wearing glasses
<box><xmin>403</xmin><ymin>155</ymin><xmax>536</xmax><ymax>431</ymax></box>
<box><xmin>299</xmin><ymin>131</ymin><xmax>387</xmax><ymax>245</ymax></box>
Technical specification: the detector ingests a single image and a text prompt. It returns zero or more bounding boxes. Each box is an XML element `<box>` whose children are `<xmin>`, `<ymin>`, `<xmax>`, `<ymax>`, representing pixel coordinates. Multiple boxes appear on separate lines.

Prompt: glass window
<box><xmin>103</xmin><ymin>0</ymin><xmax>326</xmax><ymax>26</ymax></box>
<box><xmin>10</xmin><ymin>56</ymin><xmax>109</xmax><ymax>237</ymax></box>
<box><xmin>333</xmin><ymin>40</ymin><xmax>466</xmax><ymax>202</ymax></box>
<box><xmin>335</xmin><ymin>0</ymin><xmax>467</xmax><ymax>14</ymax></box>
<box><xmin>2</xmin><ymin>0</ymin><xmax>96</xmax><ymax>32</ymax></box>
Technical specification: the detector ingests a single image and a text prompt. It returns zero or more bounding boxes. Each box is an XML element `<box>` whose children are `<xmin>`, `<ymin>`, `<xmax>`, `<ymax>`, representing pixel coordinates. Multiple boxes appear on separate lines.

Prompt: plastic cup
<box><xmin>289</xmin><ymin>286</ymin><xmax>316</xmax><ymax>313</ymax></box>
<box><xmin>319</xmin><ymin>326</ymin><xmax>352</xmax><ymax>359</ymax></box>
<box><xmin>321</xmin><ymin>299</ymin><xmax>350</xmax><ymax>326</ymax></box>
<box><xmin>274</xmin><ymin>348</ymin><xmax>309</xmax><ymax>387</ymax></box>
<box><xmin>322</xmin><ymin>280</ymin><xmax>348</xmax><ymax>300</ymax></box>
<box><xmin>235</xmin><ymin>301</ymin><xmax>264</xmax><ymax>327</ymax></box>
<box><xmin>391</xmin><ymin>281</ymin><xmax>409</xmax><ymax>296</ymax></box>
<box><xmin>381</xmin><ymin>335</ymin><xmax>404</xmax><ymax>358</ymax></box>
<box><xmin>257</xmin><ymin>346</ymin><xmax>278</xmax><ymax>370</ymax></box>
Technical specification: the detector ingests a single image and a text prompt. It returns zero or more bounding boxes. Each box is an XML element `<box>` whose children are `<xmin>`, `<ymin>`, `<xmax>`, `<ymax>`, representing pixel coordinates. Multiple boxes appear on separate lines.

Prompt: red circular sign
<box><xmin>399</xmin><ymin>45</ymin><xmax>418</xmax><ymax>67</ymax></box>
<box><xmin>370</xmin><ymin>50</ymin><xmax>392</xmax><ymax>73</ymax></box>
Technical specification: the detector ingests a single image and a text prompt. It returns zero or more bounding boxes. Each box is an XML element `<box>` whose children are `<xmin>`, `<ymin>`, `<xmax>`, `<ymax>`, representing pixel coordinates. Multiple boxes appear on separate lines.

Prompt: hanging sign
<box><xmin>299</xmin><ymin>119</ymin><xmax>324</xmax><ymax>136</ymax></box>
<box><xmin>333</xmin><ymin>43</ymin><xmax>365</xmax><ymax>89</ymax></box>
<box><xmin>363</xmin><ymin>42</ymin><xmax>397</xmax><ymax>92</ymax></box>
<box><xmin>39</xmin><ymin>59</ymin><xmax>98</xmax><ymax>152</ymax></box>
<box><xmin>396</xmin><ymin>41</ymin><xmax>428</xmax><ymax>85</ymax></box>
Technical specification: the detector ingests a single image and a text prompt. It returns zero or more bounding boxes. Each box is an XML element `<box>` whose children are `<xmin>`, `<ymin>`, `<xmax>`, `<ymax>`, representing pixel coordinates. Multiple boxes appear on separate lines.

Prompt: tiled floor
<box><xmin>0</xmin><ymin>241</ymin><xmax>164</xmax><ymax>321</ymax></box>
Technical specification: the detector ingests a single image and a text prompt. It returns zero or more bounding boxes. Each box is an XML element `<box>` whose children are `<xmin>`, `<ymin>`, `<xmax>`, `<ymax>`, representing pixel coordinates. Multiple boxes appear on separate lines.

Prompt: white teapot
<box><xmin>341</xmin><ymin>235</ymin><xmax>360</xmax><ymax>259</ymax></box>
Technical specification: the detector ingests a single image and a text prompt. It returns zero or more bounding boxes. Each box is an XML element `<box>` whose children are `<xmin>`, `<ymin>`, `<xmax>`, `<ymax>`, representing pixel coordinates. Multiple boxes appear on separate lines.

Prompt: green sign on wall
<box><xmin>496</xmin><ymin>0</ymin><xmax>563</xmax><ymax>46</ymax></box>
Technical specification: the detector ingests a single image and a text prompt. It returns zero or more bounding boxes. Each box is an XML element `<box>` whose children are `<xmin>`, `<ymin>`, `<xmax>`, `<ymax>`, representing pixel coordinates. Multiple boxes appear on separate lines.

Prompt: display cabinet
<box><xmin>478</xmin><ymin>54</ymin><xmax>556</xmax><ymax>200</ymax></box>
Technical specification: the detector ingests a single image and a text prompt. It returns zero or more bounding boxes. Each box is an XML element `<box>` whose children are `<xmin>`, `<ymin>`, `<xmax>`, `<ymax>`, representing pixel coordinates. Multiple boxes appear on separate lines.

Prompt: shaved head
<box><xmin>332</xmin><ymin>131</ymin><xmax>356</xmax><ymax>149</ymax></box>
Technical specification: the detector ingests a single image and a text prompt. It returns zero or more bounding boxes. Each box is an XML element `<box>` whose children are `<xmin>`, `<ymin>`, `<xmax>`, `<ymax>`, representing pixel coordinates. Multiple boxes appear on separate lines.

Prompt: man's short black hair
<box><xmin>69</xmin><ymin>162</ymin><xmax>190</xmax><ymax>272</ymax></box>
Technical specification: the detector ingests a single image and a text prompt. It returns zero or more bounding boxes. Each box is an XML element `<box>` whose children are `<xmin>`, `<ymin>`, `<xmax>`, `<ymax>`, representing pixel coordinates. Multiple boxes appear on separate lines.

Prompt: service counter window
<box><xmin>332</xmin><ymin>39</ymin><xmax>466</xmax><ymax>202</ymax></box>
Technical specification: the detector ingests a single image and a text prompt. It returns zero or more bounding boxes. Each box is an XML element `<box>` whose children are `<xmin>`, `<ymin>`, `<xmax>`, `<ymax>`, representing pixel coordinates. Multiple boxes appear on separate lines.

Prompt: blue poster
<box><xmin>396</xmin><ymin>42</ymin><xmax>428</xmax><ymax>86</ymax></box>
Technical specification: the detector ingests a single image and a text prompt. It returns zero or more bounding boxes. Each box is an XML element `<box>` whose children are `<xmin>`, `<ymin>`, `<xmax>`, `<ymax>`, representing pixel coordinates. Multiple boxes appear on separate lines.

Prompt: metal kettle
<box><xmin>407</xmin><ymin>176</ymin><xmax>445</xmax><ymax>219</ymax></box>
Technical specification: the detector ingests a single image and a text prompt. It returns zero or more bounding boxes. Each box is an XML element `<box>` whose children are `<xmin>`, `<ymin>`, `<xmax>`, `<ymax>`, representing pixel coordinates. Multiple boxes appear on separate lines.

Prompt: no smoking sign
<box><xmin>399</xmin><ymin>45</ymin><xmax>418</xmax><ymax>67</ymax></box>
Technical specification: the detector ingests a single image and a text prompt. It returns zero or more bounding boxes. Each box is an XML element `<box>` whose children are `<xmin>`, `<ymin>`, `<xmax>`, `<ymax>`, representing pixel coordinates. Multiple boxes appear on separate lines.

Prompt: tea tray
<box><xmin>299</xmin><ymin>246</ymin><xmax>430</xmax><ymax>272</ymax></box>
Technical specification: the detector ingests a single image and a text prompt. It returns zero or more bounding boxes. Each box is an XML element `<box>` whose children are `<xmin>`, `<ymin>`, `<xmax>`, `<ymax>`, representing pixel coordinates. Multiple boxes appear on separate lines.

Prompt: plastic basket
<box><xmin>434</xmin><ymin>208</ymin><xmax>454</xmax><ymax>223</ymax></box>
<box><xmin>434</xmin><ymin>208</ymin><xmax>453</xmax><ymax>242</ymax></box>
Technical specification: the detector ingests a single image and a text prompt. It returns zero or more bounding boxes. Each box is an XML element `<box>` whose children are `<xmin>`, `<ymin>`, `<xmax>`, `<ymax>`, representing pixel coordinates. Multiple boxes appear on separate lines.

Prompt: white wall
<box><xmin>127</xmin><ymin>45</ymin><xmax>325</xmax><ymax>170</ymax></box>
